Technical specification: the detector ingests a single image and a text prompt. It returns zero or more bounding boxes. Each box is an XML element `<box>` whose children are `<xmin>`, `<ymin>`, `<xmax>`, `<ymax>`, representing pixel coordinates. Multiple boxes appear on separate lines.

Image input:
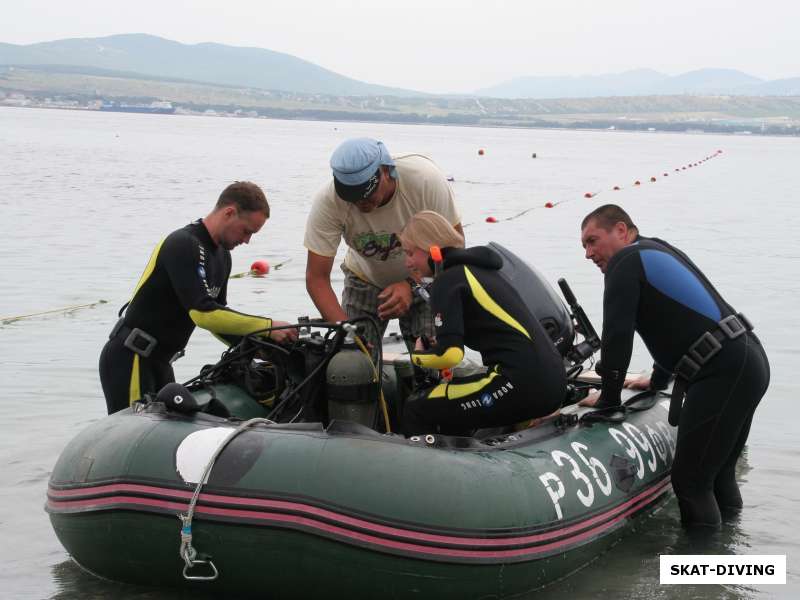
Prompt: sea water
<box><xmin>0</xmin><ymin>106</ymin><xmax>798</xmax><ymax>599</ymax></box>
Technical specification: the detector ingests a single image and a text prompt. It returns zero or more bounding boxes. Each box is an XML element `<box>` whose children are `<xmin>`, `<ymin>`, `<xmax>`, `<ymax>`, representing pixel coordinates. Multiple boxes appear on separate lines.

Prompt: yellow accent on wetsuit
<box><xmin>463</xmin><ymin>266</ymin><xmax>531</xmax><ymax>340</ymax></box>
<box><xmin>130</xmin><ymin>239</ymin><xmax>166</xmax><ymax>301</ymax></box>
<box><xmin>427</xmin><ymin>369</ymin><xmax>501</xmax><ymax>400</ymax></box>
<box><xmin>412</xmin><ymin>346</ymin><xmax>464</xmax><ymax>370</ymax></box>
<box><xmin>128</xmin><ymin>354</ymin><xmax>140</xmax><ymax>405</ymax></box>
<box><xmin>189</xmin><ymin>309</ymin><xmax>272</xmax><ymax>337</ymax></box>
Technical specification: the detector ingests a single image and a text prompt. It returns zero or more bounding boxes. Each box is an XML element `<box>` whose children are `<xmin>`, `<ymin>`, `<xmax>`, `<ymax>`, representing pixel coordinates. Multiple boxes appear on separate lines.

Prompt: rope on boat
<box><xmin>178</xmin><ymin>417</ymin><xmax>274</xmax><ymax>581</ymax></box>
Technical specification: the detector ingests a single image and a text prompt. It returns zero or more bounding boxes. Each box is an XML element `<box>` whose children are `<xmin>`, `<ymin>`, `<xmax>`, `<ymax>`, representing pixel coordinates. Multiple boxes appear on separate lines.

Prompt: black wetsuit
<box><xmin>598</xmin><ymin>235</ymin><xmax>770</xmax><ymax>526</ymax></box>
<box><xmin>99</xmin><ymin>220</ymin><xmax>272</xmax><ymax>414</ymax></box>
<box><xmin>403</xmin><ymin>247</ymin><xmax>565</xmax><ymax>436</ymax></box>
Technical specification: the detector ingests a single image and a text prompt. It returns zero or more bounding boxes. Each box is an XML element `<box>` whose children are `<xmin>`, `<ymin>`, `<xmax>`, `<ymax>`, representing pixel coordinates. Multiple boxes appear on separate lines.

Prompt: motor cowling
<box><xmin>326</xmin><ymin>346</ymin><xmax>379</xmax><ymax>427</ymax></box>
<box><xmin>489</xmin><ymin>242</ymin><xmax>575</xmax><ymax>356</ymax></box>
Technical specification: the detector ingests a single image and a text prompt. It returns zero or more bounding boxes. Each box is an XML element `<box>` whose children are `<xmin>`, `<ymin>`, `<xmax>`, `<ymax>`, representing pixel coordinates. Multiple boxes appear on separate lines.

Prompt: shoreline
<box><xmin>3</xmin><ymin>103</ymin><xmax>798</xmax><ymax>139</ymax></box>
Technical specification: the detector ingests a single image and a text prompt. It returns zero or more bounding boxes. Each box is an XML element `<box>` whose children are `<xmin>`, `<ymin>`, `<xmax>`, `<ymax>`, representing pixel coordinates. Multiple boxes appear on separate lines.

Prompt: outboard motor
<box><xmin>326</xmin><ymin>344</ymin><xmax>379</xmax><ymax>427</ymax></box>
<box><xmin>489</xmin><ymin>242</ymin><xmax>575</xmax><ymax>356</ymax></box>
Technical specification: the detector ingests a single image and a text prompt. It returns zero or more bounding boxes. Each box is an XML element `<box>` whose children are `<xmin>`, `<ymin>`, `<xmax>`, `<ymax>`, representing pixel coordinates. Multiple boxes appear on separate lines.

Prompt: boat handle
<box><xmin>182</xmin><ymin>558</ymin><xmax>219</xmax><ymax>581</ymax></box>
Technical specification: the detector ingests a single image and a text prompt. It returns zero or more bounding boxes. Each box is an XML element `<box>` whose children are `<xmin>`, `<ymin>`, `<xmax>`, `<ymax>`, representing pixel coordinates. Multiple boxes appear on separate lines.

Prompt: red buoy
<box><xmin>478</xmin><ymin>149</ymin><xmax>485</xmax><ymax>156</ymax></box>
<box><xmin>663</xmin><ymin>173</ymin><xmax>669</xmax><ymax>177</ymax></box>
<box><xmin>250</xmin><ymin>260</ymin><xmax>270</xmax><ymax>276</ymax></box>
<box><xmin>485</xmin><ymin>216</ymin><xmax>498</xmax><ymax>223</ymax></box>
<box><xmin>650</xmin><ymin>176</ymin><xmax>657</xmax><ymax>182</ymax></box>
<box><xmin>634</xmin><ymin>180</ymin><xmax>641</xmax><ymax>186</ymax></box>
<box><xmin>718</xmin><ymin>149</ymin><xmax>723</xmax><ymax>153</ymax></box>
<box><xmin>584</xmin><ymin>192</ymin><xmax>593</xmax><ymax>198</ymax></box>
<box><xmin>545</xmin><ymin>202</ymin><xmax>554</xmax><ymax>208</ymax></box>
<box><xmin>613</xmin><ymin>186</ymin><xmax>621</xmax><ymax>191</ymax></box>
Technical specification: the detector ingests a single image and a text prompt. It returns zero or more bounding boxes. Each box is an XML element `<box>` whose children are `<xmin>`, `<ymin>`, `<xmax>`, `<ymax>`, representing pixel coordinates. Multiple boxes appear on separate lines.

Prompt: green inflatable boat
<box><xmin>47</xmin><ymin>244</ymin><xmax>676</xmax><ymax>598</ymax></box>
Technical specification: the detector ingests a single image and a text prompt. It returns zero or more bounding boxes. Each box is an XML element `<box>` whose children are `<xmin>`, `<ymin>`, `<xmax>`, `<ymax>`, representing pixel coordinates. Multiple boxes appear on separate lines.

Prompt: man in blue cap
<box><xmin>304</xmin><ymin>138</ymin><xmax>462</xmax><ymax>351</ymax></box>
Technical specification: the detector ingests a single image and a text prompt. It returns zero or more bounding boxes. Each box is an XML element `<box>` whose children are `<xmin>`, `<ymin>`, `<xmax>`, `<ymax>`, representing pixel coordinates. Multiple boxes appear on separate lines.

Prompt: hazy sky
<box><xmin>3</xmin><ymin>0</ymin><xmax>798</xmax><ymax>93</ymax></box>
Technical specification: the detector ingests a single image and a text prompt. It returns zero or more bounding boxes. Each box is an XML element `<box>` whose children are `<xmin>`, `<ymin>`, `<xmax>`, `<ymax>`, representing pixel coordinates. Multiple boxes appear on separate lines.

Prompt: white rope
<box><xmin>178</xmin><ymin>417</ymin><xmax>274</xmax><ymax>578</ymax></box>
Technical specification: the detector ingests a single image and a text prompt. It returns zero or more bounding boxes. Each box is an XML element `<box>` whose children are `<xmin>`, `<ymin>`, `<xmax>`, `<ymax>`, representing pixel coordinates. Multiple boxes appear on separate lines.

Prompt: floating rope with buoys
<box><xmin>472</xmin><ymin>149</ymin><xmax>723</xmax><ymax>227</ymax></box>
<box><xmin>229</xmin><ymin>258</ymin><xmax>292</xmax><ymax>279</ymax></box>
<box><xmin>1</xmin><ymin>299</ymin><xmax>108</xmax><ymax>325</ymax></box>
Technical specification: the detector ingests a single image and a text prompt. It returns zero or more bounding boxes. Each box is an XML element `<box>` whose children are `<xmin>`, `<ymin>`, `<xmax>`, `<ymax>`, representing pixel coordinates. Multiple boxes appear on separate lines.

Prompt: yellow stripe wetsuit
<box><xmin>403</xmin><ymin>246</ymin><xmax>565</xmax><ymax>436</ymax></box>
<box><xmin>99</xmin><ymin>220</ymin><xmax>272</xmax><ymax>414</ymax></box>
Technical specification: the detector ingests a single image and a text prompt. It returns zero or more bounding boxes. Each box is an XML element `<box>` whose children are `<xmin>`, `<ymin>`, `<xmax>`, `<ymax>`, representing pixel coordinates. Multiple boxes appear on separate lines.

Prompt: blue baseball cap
<box><xmin>330</xmin><ymin>138</ymin><xmax>396</xmax><ymax>202</ymax></box>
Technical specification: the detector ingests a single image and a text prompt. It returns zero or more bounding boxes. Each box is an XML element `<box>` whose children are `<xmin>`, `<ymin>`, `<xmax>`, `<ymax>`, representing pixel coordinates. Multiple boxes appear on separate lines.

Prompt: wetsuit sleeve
<box><xmin>160</xmin><ymin>231</ymin><xmax>273</xmax><ymax>339</ymax></box>
<box><xmin>598</xmin><ymin>252</ymin><xmax>643</xmax><ymax>406</ymax></box>
<box><xmin>411</xmin><ymin>269</ymin><xmax>465</xmax><ymax>369</ymax></box>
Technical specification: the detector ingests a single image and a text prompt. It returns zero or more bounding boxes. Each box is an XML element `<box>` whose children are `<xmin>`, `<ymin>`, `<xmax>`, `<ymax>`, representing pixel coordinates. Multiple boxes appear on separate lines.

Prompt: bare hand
<box><xmin>269</xmin><ymin>320</ymin><xmax>299</xmax><ymax>344</ymax></box>
<box><xmin>377</xmin><ymin>281</ymin><xmax>413</xmax><ymax>320</ymax></box>
<box><xmin>413</xmin><ymin>336</ymin><xmax>436</xmax><ymax>351</ymax></box>
<box><xmin>579</xmin><ymin>389</ymin><xmax>601</xmax><ymax>407</ymax></box>
<box><xmin>624</xmin><ymin>373</ymin><xmax>651</xmax><ymax>390</ymax></box>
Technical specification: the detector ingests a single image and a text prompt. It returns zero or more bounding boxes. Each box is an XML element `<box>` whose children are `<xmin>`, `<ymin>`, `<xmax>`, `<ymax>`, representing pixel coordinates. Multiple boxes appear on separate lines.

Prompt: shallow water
<box><xmin>0</xmin><ymin>106</ymin><xmax>798</xmax><ymax>598</ymax></box>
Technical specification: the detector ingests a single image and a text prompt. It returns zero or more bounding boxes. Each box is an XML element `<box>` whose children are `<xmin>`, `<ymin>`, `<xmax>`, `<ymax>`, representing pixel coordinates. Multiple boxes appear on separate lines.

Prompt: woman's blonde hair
<box><xmin>399</xmin><ymin>210</ymin><xmax>465</xmax><ymax>251</ymax></box>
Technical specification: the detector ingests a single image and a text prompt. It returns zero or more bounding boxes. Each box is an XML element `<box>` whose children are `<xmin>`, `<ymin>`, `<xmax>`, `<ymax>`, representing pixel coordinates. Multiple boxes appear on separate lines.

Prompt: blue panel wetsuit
<box><xmin>403</xmin><ymin>246</ymin><xmax>566</xmax><ymax>436</ymax></box>
<box><xmin>597</xmin><ymin>235</ymin><xmax>770</xmax><ymax>526</ymax></box>
<box><xmin>99</xmin><ymin>220</ymin><xmax>272</xmax><ymax>414</ymax></box>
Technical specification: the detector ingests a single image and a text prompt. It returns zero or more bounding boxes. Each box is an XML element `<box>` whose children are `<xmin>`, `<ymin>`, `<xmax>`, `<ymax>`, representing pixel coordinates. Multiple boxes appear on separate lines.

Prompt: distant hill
<box><xmin>477</xmin><ymin>68</ymin><xmax>798</xmax><ymax>99</ymax></box>
<box><xmin>0</xmin><ymin>33</ymin><xmax>424</xmax><ymax>97</ymax></box>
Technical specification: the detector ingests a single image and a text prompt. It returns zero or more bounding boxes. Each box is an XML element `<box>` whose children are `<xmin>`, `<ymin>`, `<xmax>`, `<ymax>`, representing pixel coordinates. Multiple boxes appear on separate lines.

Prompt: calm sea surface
<box><xmin>1</xmin><ymin>106</ymin><xmax>798</xmax><ymax>599</ymax></box>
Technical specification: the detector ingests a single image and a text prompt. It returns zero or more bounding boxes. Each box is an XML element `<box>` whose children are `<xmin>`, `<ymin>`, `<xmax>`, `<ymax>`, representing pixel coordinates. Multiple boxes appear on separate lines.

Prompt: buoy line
<box><xmin>1</xmin><ymin>300</ymin><xmax>108</xmax><ymax>325</ymax></box>
<box><xmin>229</xmin><ymin>258</ymin><xmax>292</xmax><ymax>279</ymax></box>
<box><xmin>462</xmin><ymin>149</ymin><xmax>723</xmax><ymax>228</ymax></box>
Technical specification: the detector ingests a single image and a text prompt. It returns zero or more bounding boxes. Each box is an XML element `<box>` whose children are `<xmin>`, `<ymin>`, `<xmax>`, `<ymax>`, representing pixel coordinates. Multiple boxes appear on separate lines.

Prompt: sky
<box><xmin>2</xmin><ymin>0</ymin><xmax>799</xmax><ymax>94</ymax></box>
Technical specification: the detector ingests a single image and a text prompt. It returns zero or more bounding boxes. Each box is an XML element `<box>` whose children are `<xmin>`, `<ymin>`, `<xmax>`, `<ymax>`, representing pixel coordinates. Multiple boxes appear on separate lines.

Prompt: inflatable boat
<box><xmin>46</xmin><ymin>244</ymin><xmax>676</xmax><ymax>598</ymax></box>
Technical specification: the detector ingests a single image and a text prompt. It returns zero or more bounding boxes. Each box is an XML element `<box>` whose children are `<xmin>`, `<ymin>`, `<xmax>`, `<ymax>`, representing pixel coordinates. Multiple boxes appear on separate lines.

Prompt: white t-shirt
<box><xmin>304</xmin><ymin>154</ymin><xmax>460</xmax><ymax>289</ymax></box>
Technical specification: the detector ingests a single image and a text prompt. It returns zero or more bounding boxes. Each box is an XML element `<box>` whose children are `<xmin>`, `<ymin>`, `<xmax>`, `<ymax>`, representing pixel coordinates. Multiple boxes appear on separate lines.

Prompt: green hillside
<box><xmin>0</xmin><ymin>33</ymin><xmax>422</xmax><ymax>97</ymax></box>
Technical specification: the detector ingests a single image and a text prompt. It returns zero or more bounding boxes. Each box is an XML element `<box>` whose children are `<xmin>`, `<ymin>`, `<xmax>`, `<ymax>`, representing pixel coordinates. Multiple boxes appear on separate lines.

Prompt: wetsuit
<box><xmin>403</xmin><ymin>247</ymin><xmax>566</xmax><ymax>436</ymax></box>
<box><xmin>597</xmin><ymin>235</ymin><xmax>770</xmax><ymax>526</ymax></box>
<box><xmin>99</xmin><ymin>220</ymin><xmax>272</xmax><ymax>414</ymax></box>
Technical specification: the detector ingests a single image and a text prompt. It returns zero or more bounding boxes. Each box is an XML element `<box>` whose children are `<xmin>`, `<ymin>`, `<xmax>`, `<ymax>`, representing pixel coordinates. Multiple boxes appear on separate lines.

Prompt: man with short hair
<box><xmin>100</xmin><ymin>181</ymin><xmax>297</xmax><ymax>414</ymax></box>
<box><xmin>579</xmin><ymin>204</ymin><xmax>770</xmax><ymax>527</ymax></box>
<box><xmin>304</xmin><ymin>138</ymin><xmax>462</xmax><ymax>351</ymax></box>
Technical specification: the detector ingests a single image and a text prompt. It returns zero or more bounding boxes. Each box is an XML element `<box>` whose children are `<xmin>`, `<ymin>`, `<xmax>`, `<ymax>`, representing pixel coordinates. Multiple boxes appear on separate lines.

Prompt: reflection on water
<box><xmin>51</xmin><ymin>559</ymin><xmax>220</xmax><ymax>600</ymax></box>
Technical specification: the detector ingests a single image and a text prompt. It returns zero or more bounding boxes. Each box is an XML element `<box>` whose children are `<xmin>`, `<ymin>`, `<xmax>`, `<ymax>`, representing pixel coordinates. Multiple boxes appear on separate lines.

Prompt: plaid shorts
<box><xmin>341</xmin><ymin>264</ymin><xmax>434</xmax><ymax>354</ymax></box>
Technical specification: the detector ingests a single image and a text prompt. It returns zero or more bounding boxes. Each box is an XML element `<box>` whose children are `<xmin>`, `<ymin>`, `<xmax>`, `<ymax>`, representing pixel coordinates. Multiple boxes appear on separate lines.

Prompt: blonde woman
<box><xmin>398</xmin><ymin>211</ymin><xmax>565</xmax><ymax>436</ymax></box>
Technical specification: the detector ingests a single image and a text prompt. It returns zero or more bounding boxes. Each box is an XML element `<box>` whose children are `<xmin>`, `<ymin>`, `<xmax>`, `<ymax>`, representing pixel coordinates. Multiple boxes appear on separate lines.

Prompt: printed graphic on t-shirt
<box><xmin>352</xmin><ymin>231</ymin><xmax>403</xmax><ymax>261</ymax></box>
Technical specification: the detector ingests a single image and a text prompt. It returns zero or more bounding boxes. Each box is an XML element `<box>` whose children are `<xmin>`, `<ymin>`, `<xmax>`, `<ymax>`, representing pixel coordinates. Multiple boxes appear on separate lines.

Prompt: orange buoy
<box><xmin>478</xmin><ymin>149</ymin><xmax>485</xmax><ymax>156</ymax></box>
<box><xmin>545</xmin><ymin>202</ymin><xmax>554</xmax><ymax>208</ymax></box>
<box><xmin>584</xmin><ymin>192</ymin><xmax>593</xmax><ymax>198</ymax></box>
<box><xmin>613</xmin><ymin>186</ymin><xmax>621</xmax><ymax>191</ymax></box>
<box><xmin>634</xmin><ymin>180</ymin><xmax>641</xmax><ymax>186</ymax></box>
<box><xmin>485</xmin><ymin>216</ymin><xmax>498</xmax><ymax>223</ymax></box>
<box><xmin>650</xmin><ymin>176</ymin><xmax>657</xmax><ymax>182</ymax></box>
<box><xmin>250</xmin><ymin>260</ymin><xmax>270</xmax><ymax>276</ymax></box>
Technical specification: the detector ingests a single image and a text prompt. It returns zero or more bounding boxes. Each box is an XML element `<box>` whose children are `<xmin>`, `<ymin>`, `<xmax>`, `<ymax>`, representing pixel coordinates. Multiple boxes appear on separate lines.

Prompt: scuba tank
<box><xmin>326</xmin><ymin>342</ymin><xmax>379</xmax><ymax>427</ymax></box>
